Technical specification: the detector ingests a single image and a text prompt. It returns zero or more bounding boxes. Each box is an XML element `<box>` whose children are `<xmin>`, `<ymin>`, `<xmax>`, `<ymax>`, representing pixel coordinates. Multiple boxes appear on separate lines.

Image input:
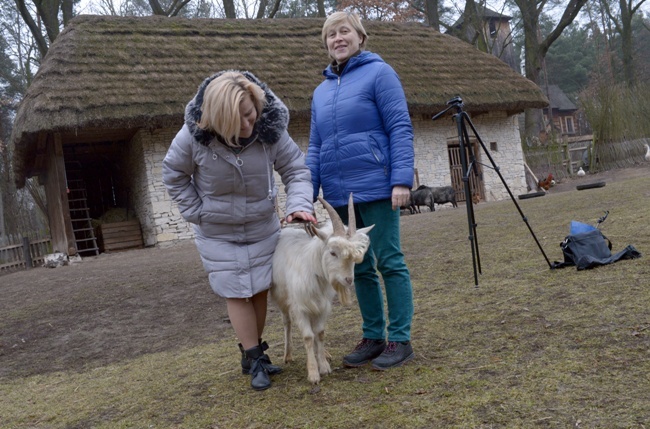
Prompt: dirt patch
<box><xmin>0</xmin><ymin>240</ymin><xmax>231</xmax><ymax>379</ymax></box>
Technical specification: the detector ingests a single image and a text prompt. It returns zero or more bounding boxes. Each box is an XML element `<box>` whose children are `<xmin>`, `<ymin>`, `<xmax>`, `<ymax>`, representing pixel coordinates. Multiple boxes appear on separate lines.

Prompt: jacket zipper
<box><xmin>333</xmin><ymin>73</ymin><xmax>343</xmax><ymax>200</ymax></box>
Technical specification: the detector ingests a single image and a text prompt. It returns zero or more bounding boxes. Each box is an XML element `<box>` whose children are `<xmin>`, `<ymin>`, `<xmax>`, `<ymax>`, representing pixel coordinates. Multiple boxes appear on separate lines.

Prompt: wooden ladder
<box><xmin>67</xmin><ymin>178</ymin><xmax>100</xmax><ymax>256</ymax></box>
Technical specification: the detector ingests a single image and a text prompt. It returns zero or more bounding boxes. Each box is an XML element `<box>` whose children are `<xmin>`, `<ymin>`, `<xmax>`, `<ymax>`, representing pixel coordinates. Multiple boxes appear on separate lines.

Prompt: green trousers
<box><xmin>335</xmin><ymin>199</ymin><xmax>414</xmax><ymax>342</ymax></box>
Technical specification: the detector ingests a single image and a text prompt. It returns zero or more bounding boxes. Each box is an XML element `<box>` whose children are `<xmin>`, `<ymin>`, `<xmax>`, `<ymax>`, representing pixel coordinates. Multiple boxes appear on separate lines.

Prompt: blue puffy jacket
<box><xmin>306</xmin><ymin>51</ymin><xmax>414</xmax><ymax>208</ymax></box>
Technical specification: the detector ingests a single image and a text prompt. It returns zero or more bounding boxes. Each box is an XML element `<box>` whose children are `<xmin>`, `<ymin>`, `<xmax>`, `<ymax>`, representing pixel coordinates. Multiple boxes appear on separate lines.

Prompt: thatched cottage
<box><xmin>11</xmin><ymin>15</ymin><xmax>547</xmax><ymax>257</ymax></box>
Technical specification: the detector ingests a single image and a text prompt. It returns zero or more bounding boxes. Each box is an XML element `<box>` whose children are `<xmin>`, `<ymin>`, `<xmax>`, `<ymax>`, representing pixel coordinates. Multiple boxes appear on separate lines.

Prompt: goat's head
<box><xmin>309</xmin><ymin>194</ymin><xmax>374</xmax><ymax>306</ymax></box>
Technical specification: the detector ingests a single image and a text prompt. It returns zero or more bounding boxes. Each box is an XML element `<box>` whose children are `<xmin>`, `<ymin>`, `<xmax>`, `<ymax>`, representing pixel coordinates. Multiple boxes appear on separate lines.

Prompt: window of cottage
<box><xmin>489</xmin><ymin>21</ymin><xmax>497</xmax><ymax>38</ymax></box>
<box><xmin>565</xmin><ymin>117</ymin><xmax>575</xmax><ymax>133</ymax></box>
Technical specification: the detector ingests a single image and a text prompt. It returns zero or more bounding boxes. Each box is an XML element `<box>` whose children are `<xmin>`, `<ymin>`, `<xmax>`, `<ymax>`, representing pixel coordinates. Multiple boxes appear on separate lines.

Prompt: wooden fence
<box><xmin>0</xmin><ymin>232</ymin><xmax>52</xmax><ymax>275</ymax></box>
<box><xmin>524</xmin><ymin>137</ymin><xmax>649</xmax><ymax>181</ymax></box>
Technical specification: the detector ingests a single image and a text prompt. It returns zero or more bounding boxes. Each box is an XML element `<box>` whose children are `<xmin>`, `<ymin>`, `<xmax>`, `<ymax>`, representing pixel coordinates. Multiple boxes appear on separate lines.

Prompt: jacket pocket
<box><xmin>367</xmin><ymin>134</ymin><xmax>388</xmax><ymax>174</ymax></box>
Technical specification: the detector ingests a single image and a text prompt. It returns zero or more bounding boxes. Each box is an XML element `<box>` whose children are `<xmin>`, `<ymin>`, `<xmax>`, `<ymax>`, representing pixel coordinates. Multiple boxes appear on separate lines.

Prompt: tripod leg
<box><xmin>455</xmin><ymin>113</ymin><xmax>480</xmax><ymax>287</ymax></box>
<box><xmin>461</xmin><ymin>122</ymin><xmax>482</xmax><ymax>276</ymax></box>
<box><xmin>461</xmin><ymin>112</ymin><xmax>552</xmax><ymax>269</ymax></box>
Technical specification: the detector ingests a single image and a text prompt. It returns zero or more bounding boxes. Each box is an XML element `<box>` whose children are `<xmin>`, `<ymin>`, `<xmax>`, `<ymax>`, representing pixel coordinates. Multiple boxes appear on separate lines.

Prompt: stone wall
<box><xmin>136</xmin><ymin>128</ymin><xmax>194</xmax><ymax>246</ymax></box>
<box><xmin>141</xmin><ymin>111</ymin><xmax>526</xmax><ymax>245</ymax></box>
<box><xmin>120</xmin><ymin>131</ymin><xmax>149</xmax><ymax>244</ymax></box>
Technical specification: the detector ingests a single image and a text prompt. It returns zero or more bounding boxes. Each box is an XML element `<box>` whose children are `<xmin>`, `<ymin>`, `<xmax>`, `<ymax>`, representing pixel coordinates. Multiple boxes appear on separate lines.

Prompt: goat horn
<box><xmin>347</xmin><ymin>193</ymin><xmax>356</xmax><ymax>236</ymax></box>
<box><xmin>317</xmin><ymin>196</ymin><xmax>346</xmax><ymax>236</ymax></box>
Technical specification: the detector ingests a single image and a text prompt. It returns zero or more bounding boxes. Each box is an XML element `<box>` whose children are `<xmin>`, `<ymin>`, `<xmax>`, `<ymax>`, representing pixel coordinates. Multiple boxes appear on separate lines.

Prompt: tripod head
<box><xmin>446</xmin><ymin>96</ymin><xmax>463</xmax><ymax>106</ymax></box>
<box><xmin>432</xmin><ymin>95</ymin><xmax>465</xmax><ymax>121</ymax></box>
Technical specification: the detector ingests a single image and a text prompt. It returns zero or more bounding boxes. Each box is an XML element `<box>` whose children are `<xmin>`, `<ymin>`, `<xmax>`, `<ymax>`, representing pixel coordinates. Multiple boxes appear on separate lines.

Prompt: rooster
<box><xmin>538</xmin><ymin>173</ymin><xmax>554</xmax><ymax>191</ymax></box>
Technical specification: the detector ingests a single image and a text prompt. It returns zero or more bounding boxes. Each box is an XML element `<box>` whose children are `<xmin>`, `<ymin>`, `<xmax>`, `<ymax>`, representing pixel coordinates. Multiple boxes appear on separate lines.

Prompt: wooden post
<box><xmin>22</xmin><ymin>236</ymin><xmax>33</xmax><ymax>269</ymax></box>
<box><xmin>563</xmin><ymin>143</ymin><xmax>573</xmax><ymax>175</ymax></box>
<box><xmin>44</xmin><ymin>133</ymin><xmax>76</xmax><ymax>256</ymax></box>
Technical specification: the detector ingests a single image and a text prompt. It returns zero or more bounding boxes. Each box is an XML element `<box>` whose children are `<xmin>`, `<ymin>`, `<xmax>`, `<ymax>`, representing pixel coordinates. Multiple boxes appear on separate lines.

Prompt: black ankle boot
<box><xmin>245</xmin><ymin>345</ymin><xmax>272</xmax><ymax>391</ymax></box>
<box><xmin>239</xmin><ymin>341</ymin><xmax>283</xmax><ymax>375</ymax></box>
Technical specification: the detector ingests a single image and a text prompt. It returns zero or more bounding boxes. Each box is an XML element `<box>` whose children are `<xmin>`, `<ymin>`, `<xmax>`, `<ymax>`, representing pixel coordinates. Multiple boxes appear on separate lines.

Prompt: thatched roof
<box><xmin>11</xmin><ymin>15</ymin><xmax>547</xmax><ymax>187</ymax></box>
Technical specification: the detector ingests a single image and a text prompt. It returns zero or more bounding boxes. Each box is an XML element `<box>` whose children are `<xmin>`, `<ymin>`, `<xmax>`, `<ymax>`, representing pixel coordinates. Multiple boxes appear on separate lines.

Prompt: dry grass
<box><xmin>1</xmin><ymin>176</ymin><xmax>649</xmax><ymax>428</ymax></box>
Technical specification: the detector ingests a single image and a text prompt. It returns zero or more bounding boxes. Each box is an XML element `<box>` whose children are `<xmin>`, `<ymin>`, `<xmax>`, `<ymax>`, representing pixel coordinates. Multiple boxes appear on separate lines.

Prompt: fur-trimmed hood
<box><xmin>184</xmin><ymin>70</ymin><xmax>289</xmax><ymax>147</ymax></box>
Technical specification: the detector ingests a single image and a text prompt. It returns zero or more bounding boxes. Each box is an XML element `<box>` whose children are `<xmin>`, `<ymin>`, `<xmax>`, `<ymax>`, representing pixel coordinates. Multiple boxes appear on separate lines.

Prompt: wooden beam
<box><xmin>44</xmin><ymin>133</ymin><xmax>77</xmax><ymax>256</ymax></box>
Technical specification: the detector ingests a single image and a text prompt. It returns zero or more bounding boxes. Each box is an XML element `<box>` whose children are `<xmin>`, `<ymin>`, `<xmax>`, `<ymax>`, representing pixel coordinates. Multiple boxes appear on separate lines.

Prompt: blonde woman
<box><xmin>163</xmin><ymin>71</ymin><xmax>316</xmax><ymax>391</ymax></box>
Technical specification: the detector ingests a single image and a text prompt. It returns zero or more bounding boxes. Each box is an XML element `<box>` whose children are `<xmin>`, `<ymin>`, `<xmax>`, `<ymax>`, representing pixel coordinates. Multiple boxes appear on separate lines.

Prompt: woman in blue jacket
<box><xmin>306</xmin><ymin>11</ymin><xmax>415</xmax><ymax>370</ymax></box>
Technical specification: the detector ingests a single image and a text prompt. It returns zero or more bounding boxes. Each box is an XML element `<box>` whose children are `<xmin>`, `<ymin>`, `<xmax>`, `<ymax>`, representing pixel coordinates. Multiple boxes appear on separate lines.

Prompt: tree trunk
<box><xmin>15</xmin><ymin>0</ymin><xmax>49</xmax><ymax>57</ymax></box>
<box><xmin>148</xmin><ymin>0</ymin><xmax>165</xmax><ymax>15</ymax></box>
<box><xmin>424</xmin><ymin>0</ymin><xmax>440</xmax><ymax>31</ymax></box>
<box><xmin>256</xmin><ymin>0</ymin><xmax>268</xmax><ymax>18</ymax></box>
<box><xmin>515</xmin><ymin>0</ymin><xmax>589</xmax><ymax>143</ymax></box>
<box><xmin>609</xmin><ymin>0</ymin><xmax>647</xmax><ymax>88</ymax></box>
<box><xmin>223</xmin><ymin>0</ymin><xmax>236</xmax><ymax>18</ymax></box>
<box><xmin>619</xmin><ymin>2</ymin><xmax>634</xmax><ymax>87</ymax></box>
<box><xmin>61</xmin><ymin>0</ymin><xmax>74</xmax><ymax>25</ymax></box>
<box><xmin>33</xmin><ymin>0</ymin><xmax>60</xmax><ymax>43</ymax></box>
<box><xmin>268</xmin><ymin>0</ymin><xmax>282</xmax><ymax>18</ymax></box>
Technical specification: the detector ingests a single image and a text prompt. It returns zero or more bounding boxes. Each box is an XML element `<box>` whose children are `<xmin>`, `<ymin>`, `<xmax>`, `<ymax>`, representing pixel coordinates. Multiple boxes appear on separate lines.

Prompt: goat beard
<box><xmin>332</xmin><ymin>281</ymin><xmax>353</xmax><ymax>306</ymax></box>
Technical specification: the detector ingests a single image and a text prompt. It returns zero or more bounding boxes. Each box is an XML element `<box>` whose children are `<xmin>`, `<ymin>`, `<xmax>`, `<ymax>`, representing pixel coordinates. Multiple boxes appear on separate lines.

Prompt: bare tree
<box><xmin>599</xmin><ymin>0</ymin><xmax>648</xmax><ymax>87</ymax></box>
<box><xmin>512</xmin><ymin>0</ymin><xmax>589</xmax><ymax>142</ymax></box>
<box><xmin>338</xmin><ymin>0</ymin><xmax>421</xmax><ymax>21</ymax></box>
<box><xmin>268</xmin><ymin>0</ymin><xmax>282</xmax><ymax>17</ymax></box>
<box><xmin>148</xmin><ymin>0</ymin><xmax>192</xmax><ymax>16</ymax></box>
<box><xmin>14</xmin><ymin>0</ymin><xmax>75</xmax><ymax>57</ymax></box>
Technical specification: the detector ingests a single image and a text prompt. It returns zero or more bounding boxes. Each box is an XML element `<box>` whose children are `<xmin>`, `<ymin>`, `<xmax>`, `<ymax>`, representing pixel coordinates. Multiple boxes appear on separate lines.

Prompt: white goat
<box><xmin>270</xmin><ymin>194</ymin><xmax>374</xmax><ymax>384</ymax></box>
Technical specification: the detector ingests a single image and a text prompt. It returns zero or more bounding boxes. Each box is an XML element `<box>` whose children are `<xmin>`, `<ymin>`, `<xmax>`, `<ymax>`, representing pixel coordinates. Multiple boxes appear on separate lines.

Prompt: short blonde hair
<box><xmin>321</xmin><ymin>11</ymin><xmax>368</xmax><ymax>51</ymax></box>
<box><xmin>198</xmin><ymin>72</ymin><xmax>266</xmax><ymax>147</ymax></box>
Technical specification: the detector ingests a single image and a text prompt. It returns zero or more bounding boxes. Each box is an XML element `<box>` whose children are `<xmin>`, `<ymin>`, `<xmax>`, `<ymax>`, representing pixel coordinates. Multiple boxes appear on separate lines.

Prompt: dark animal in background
<box><xmin>411</xmin><ymin>186</ymin><xmax>435</xmax><ymax>212</ymax></box>
<box><xmin>430</xmin><ymin>185</ymin><xmax>458</xmax><ymax>208</ymax></box>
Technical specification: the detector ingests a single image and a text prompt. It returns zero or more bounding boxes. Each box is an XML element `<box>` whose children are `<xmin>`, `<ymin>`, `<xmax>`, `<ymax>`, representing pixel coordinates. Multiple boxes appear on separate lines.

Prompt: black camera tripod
<box><xmin>432</xmin><ymin>96</ymin><xmax>552</xmax><ymax>286</ymax></box>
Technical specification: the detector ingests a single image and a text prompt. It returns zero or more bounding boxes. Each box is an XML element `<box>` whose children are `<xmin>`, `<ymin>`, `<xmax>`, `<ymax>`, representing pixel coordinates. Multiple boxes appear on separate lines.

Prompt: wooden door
<box><xmin>447</xmin><ymin>139</ymin><xmax>485</xmax><ymax>203</ymax></box>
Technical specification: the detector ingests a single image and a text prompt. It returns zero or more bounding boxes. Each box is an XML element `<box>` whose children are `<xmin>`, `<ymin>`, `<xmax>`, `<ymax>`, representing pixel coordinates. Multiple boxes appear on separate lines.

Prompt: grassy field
<box><xmin>1</xmin><ymin>175</ymin><xmax>649</xmax><ymax>428</ymax></box>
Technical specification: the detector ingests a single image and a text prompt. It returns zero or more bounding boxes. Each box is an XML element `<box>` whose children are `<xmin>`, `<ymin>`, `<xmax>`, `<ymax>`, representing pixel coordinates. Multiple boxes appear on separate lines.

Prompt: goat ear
<box><xmin>312</xmin><ymin>224</ymin><xmax>330</xmax><ymax>241</ymax></box>
<box><xmin>357</xmin><ymin>224</ymin><xmax>375</xmax><ymax>235</ymax></box>
<box><xmin>350</xmin><ymin>233</ymin><xmax>371</xmax><ymax>262</ymax></box>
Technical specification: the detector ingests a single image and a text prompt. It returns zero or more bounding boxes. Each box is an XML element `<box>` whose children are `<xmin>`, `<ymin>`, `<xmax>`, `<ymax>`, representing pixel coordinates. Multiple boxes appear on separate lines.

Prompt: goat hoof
<box><xmin>319</xmin><ymin>362</ymin><xmax>332</xmax><ymax>375</ymax></box>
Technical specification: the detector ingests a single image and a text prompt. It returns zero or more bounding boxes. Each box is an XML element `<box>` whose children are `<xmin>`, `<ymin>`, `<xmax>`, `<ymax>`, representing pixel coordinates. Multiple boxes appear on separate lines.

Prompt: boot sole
<box><xmin>252</xmin><ymin>384</ymin><xmax>272</xmax><ymax>391</ymax></box>
<box><xmin>242</xmin><ymin>368</ymin><xmax>283</xmax><ymax>375</ymax></box>
<box><xmin>370</xmin><ymin>352</ymin><xmax>415</xmax><ymax>371</ymax></box>
<box><xmin>342</xmin><ymin>360</ymin><xmax>371</xmax><ymax>368</ymax></box>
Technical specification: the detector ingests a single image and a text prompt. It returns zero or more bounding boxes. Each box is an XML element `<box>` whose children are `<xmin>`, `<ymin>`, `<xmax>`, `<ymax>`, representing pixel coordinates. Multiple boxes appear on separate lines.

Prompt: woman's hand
<box><xmin>286</xmin><ymin>211</ymin><xmax>317</xmax><ymax>224</ymax></box>
<box><xmin>391</xmin><ymin>185</ymin><xmax>411</xmax><ymax>210</ymax></box>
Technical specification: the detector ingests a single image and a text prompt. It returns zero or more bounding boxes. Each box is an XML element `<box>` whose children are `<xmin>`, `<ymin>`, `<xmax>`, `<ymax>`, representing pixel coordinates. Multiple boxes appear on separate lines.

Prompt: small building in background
<box><xmin>446</xmin><ymin>6</ymin><xmax>519</xmax><ymax>73</ymax></box>
<box><xmin>542</xmin><ymin>84</ymin><xmax>580</xmax><ymax>137</ymax></box>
